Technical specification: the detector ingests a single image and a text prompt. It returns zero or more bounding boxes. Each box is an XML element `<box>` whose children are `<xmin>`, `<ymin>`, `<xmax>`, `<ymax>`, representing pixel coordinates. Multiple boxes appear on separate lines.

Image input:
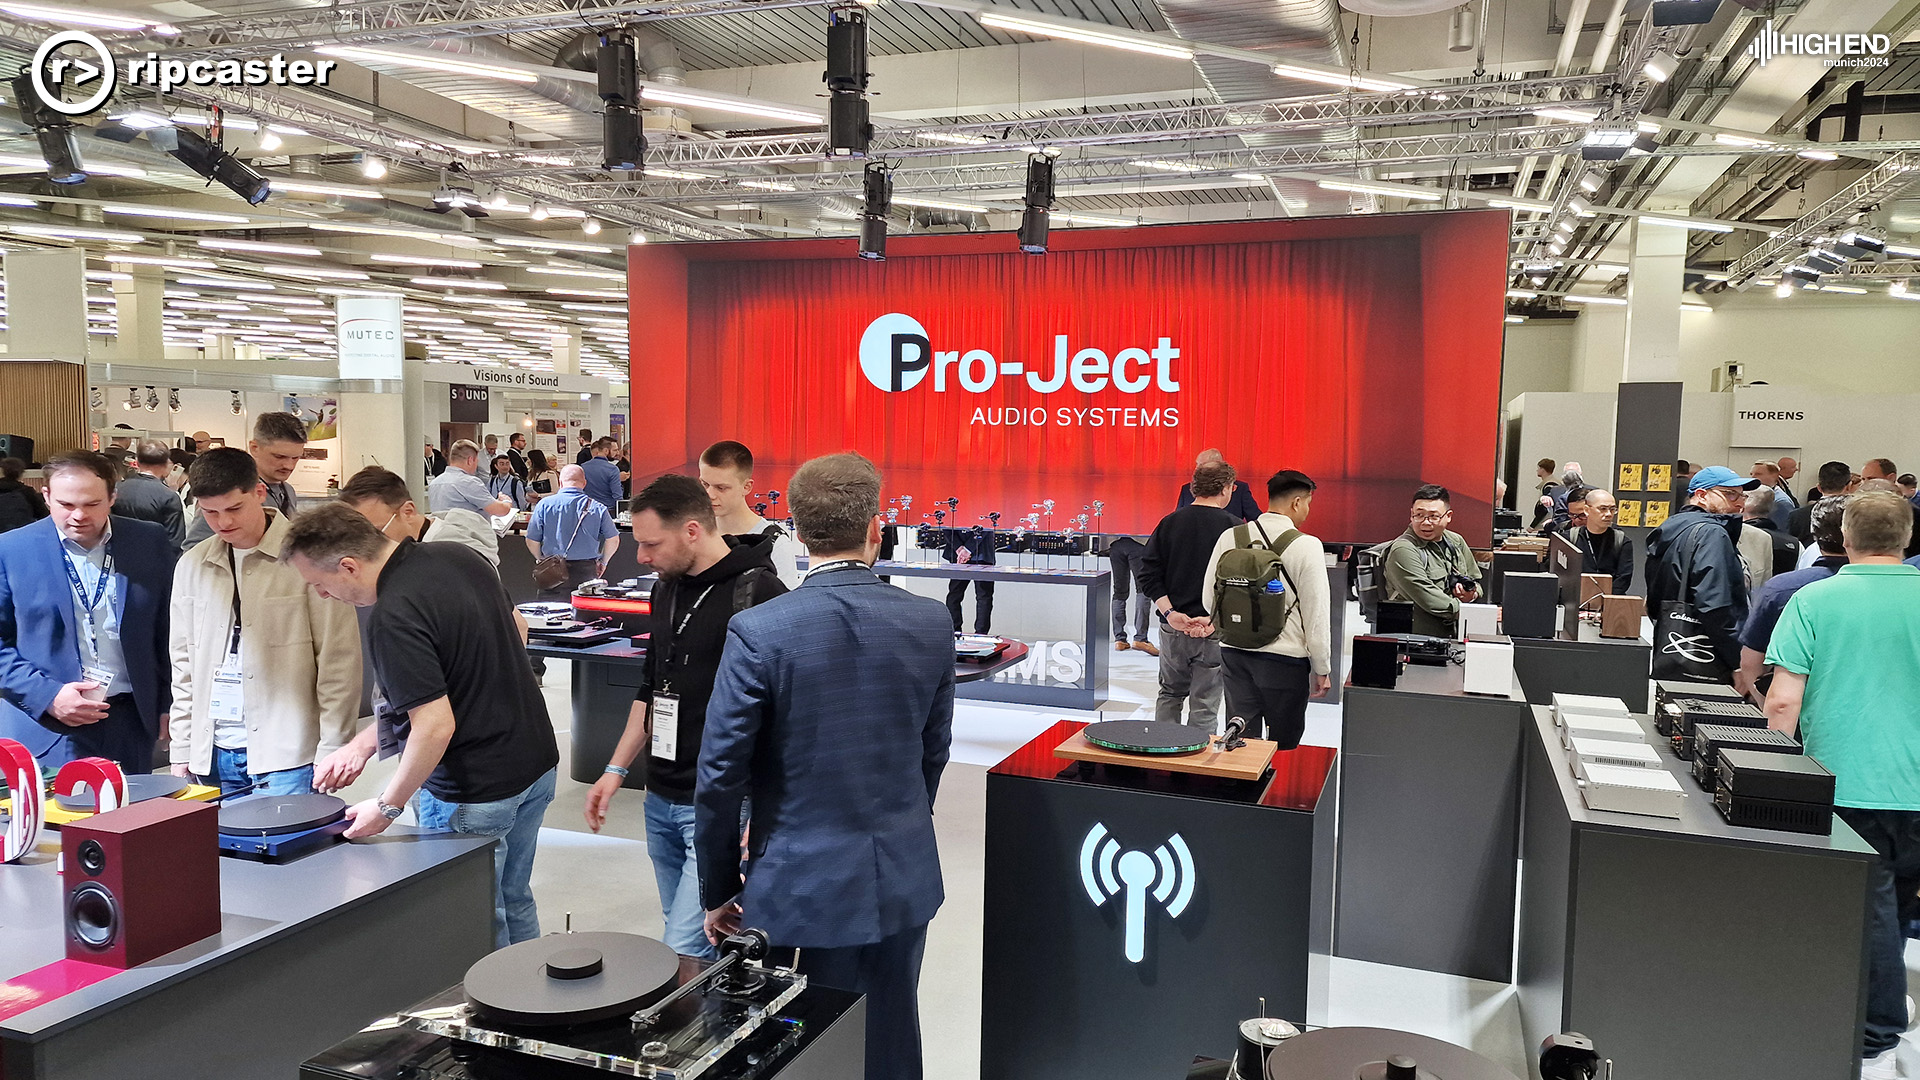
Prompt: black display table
<box><xmin>982</xmin><ymin>720</ymin><xmax>1336</xmax><ymax>1080</ymax></box>
<box><xmin>1510</xmin><ymin>619</ymin><xmax>1652</xmax><ymax>711</ymax></box>
<box><xmin>1518</xmin><ymin>707</ymin><xmax>1873</xmax><ymax>1080</ymax></box>
<box><xmin>0</xmin><ymin>828</ymin><xmax>495</xmax><ymax>1080</ymax></box>
<box><xmin>1336</xmin><ymin>663</ymin><xmax>1530</xmax><ymax>983</ymax></box>
<box><xmin>529</xmin><ymin>638</ymin><xmax>649</xmax><ymax>789</ymax></box>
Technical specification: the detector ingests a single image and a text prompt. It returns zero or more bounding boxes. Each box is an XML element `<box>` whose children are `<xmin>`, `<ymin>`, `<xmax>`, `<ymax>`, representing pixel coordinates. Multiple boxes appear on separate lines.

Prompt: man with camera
<box><xmin>1382</xmin><ymin>484</ymin><xmax>1482</xmax><ymax>637</ymax></box>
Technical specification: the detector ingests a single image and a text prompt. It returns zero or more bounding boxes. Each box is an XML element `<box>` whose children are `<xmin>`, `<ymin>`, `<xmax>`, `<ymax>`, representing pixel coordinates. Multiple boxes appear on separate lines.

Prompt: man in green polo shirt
<box><xmin>1765</xmin><ymin>490</ymin><xmax>1920</xmax><ymax>1080</ymax></box>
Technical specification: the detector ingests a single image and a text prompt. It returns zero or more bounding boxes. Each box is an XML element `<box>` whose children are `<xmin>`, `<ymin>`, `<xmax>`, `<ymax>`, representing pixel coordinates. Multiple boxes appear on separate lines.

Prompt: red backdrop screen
<box><xmin>630</xmin><ymin>211</ymin><xmax>1508</xmax><ymax>541</ymax></box>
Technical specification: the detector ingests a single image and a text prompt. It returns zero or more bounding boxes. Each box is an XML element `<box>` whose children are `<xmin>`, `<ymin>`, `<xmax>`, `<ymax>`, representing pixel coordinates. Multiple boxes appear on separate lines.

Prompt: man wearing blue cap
<box><xmin>1645</xmin><ymin>465</ymin><xmax>1760</xmax><ymax>682</ymax></box>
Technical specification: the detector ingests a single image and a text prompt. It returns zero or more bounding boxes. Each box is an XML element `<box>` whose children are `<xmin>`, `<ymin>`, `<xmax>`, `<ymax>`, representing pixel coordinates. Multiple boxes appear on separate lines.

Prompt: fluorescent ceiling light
<box><xmin>739</xmin><ymin>180</ymin><xmax>798</xmax><ymax>192</ymax></box>
<box><xmin>103</xmin><ymin>204</ymin><xmax>253</xmax><ymax>224</ymax></box>
<box><xmin>109</xmin><ymin>110</ymin><xmax>172</xmax><ymax>130</ymax></box>
<box><xmin>1714</xmin><ymin>133</ymin><xmax>1773</xmax><ymax>148</ymax></box>
<box><xmin>1488</xmin><ymin>197</ymin><xmax>1553</xmax><ymax>212</ymax></box>
<box><xmin>411</xmin><ymin>277</ymin><xmax>508</xmax><ymax>289</ymax></box>
<box><xmin>167</xmin><ymin>299</ymin><xmax>249</xmax><ymax>311</ymax></box>
<box><xmin>178</xmin><ymin>276</ymin><xmax>273</xmax><ymax>289</ymax></box>
<box><xmin>1130</xmin><ymin>159</ymin><xmax>1209</xmax><ymax>174</ymax></box>
<box><xmin>0</xmin><ymin>1</ymin><xmax>152</xmax><ymax>29</ymax></box>
<box><xmin>0</xmin><ymin>154</ymin><xmax>144</xmax><ymax>177</ymax></box>
<box><xmin>492</xmin><ymin>237</ymin><xmax>614</xmax><ymax>254</ymax></box>
<box><xmin>309</xmin><ymin>222</ymin><xmax>445</xmax><ymax>241</ymax></box>
<box><xmin>641</xmin><ymin>86</ymin><xmax>822</xmax><ymax>125</ymax></box>
<box><xmin>316</xmin><ymin>46</ymin><xmax>537</xmax><ymax>83</ymax></box>
<box><xmin>102</xmin><ymin>254</ymin><xmax>218</xmax><ymax>269</ymax></box>
<box><xmin>269</xmin><ymin>180</ymin><xmax>385</xmax><ymax>200</ymax></box>
<box><xmin>3</xmin><ymin>224</ymin><xmax>144</xmax><ymax>242</ymax></box>
<box><xmin>916</xmin><ymin>132</ymin><xmax>994</xmax><ymax>147</ymax></box>
<box><xmin>1270</xmin><ymin>62</ymin><xmax>1417</xmax><ymax>93</ymax></box>
<box><xmin>198</xmin><ymin>238</ymin><xmax>321</xmax><ymax>257</ymax></box>
<box><xmin>1563</xmin><ymin>294</ymin><xmax>1627</xmax><ymax>305</ymax></box>
<box><xmin>1798</xmin><ymin>149</ymin><xmax>1839</xmax><ymax>161</ymax></box>
<box><xmin>977</xmin><ymin>11</ymin><xmax>1194</xmax><ymax>60</ymax></box>
<box><xmin>1506</xmin><ymin>289</ymin><xmax>1537</xmax><ymax>298</ymax></box>
<box><xmin>1050</xmin><ymin>210</ymin><xmax>1137</xmax><ymax>227</ymax></box>
<box><xmin>0</xmin><ymin>194</ymin><xmax>37</xmax><ymax>207</ymax></box>
<box><xmin>893</xmin><ymin>194</ymin><xmax>996</xmax><ymax>214</ymax></box>
<box><xmin>1637</xmin><ymin>214</ymin><xmax>1734</xmax><ymax>233</ymax></box>
<box><xmin>371</xmin><ymin>254</ymin><xmax>485</xmax><ymax>268</ymax></box>
<box><xmin>642</xmin><ymin>167</ymin><xmax>715</xmax><ymax>181</ymax></box>
<box><xmin>545</xmin><ymin>287</ymin><xmax>625</xmax><ymax>298</ymax></box>
<box><xmin>256</xmin><ymin>264</ymin><xmax>370</xmax><ymax>280</ymax></box>
<box><xmin>1317</xmin><ymin>178</ymin><xmax>1443</xmax><ymax>201</ymax></box>
<box><xmin>526</xmin><ymin>266</ymin><xmax>625</xmax><ymax>281</ymax></box>
<box><xmin>1816</xmin><ymin>283</ymin><xmax>1867</xmax><ymax>294</ymax></box>
<box><xmin>1505</xmin><ymin>315</ymin><xmax>1525</xmax><ymax>324</ymax></box>
<box><xmin>242</xmin><ymin>294</ymin><xmax>325</xmax><ymax>306</ymax></box>
<box><xmin>1681</xmin><ymin>301</ymin><xmax>1712</xmax><ymax>312</ymax></box>
<box><xmin>1534</xmin><ymin>107</ymin><xmax>1600</xmax><ymax>124</ymax></box>
<box><xmin>85</xmin><ymin>270</ymin><xmax>132</xmax><ymax>282</ymax></box>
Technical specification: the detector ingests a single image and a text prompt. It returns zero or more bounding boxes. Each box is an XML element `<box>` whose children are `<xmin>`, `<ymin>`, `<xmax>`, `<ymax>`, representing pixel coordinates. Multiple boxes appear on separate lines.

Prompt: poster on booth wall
<box><xmin>283</xmin><ymin>395</ymin><xmax>342</xmax><ymax>494</ymax></box>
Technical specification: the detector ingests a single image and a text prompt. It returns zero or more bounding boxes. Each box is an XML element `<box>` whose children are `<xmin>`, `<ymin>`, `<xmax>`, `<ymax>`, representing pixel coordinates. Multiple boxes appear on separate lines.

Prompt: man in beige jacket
<box><xmin>169</xmin><ymin>448</ymin><xmax>360</xmax><ymax>796</ymax></box>
<box><xmin>1200</xmin><ymin>470</ymin><xmax>1332</xmax><ymax>750</ymax></box>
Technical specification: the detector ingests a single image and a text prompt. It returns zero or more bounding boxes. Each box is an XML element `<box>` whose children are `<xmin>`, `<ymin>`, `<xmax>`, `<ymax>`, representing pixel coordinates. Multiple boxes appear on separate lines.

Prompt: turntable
<box><xmin>217</xmin><ymin>793</ymin><xmax>350</xmax><ymax>862</ymax></box>
<box><xmin>1083</xmin><ymin>720</ymin><xmax>1213</xmax><ymax>755</ymax></box>
<box><xmin>301</xmin><ymin>928</ymin><xmax>865</xmax><ymax>1080</ymax></box>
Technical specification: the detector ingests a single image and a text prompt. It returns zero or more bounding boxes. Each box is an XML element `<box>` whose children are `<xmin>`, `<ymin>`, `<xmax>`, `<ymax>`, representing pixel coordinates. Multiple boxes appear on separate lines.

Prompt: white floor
<box><xmin>336</xmin><ymin>621</ymin><xmax>1920</xmax><ymax>1080</ymax></box>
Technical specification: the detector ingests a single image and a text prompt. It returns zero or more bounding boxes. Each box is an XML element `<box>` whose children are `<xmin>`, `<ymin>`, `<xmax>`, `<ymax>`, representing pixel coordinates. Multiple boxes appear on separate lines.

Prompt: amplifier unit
<box><xmin>1579</xmin><ymin>761</ymin><xmax>1685</xmax><ymax>818</ymax></box>
<box><xmin>1561</xmin><ymin>712</ymin><xmax>1647</xmax><ymax>745</ymax></box>
<box><xmin>1714</xmin><ymin>786</ymin><xmax>1832</xmax><ymax>835</ymax></box>
<box><xmin>62</xmin><ymin>799</ymin><xmax>221</xmax><ymax>968</ymax></box>
<box><xmin>1690</xmin><ymin>725</ymin><xmax>1800</xmax><ymax>789</ymax></box>
<box><xmin>1502</xmin><ymin>572</ymin><xmax>1559</xmax><ymax>639</ymax></box>
<box><xmin>1653</xmin><ymin>680</ymin><xmax>1744</xmax><ymax>736</ymax></box>
<box><xmin>1373</xmin><ymin>600</ymin><xmax>1415</xmax><ymax>635</ymax></box>
<box><xmin>1552</xmin><ymin>693</ymin><xmax>1631</xmax><ymax>722</ymax></box>
<box><xmin>1668</xmin><ymin>699</ymin><xmax>1766</xmax><ymax>760</ymax></box>
<box><xmin>1717</xmin><ymin>746</ymin><xmax>1834</xmax><ymax>805</ymax></box>
<box><xmin>1461</xmin><ymin>636</ymin><xmax>1513</xmax><ymax>696</ymax></box>
<box><xmin>1569</xmin><ymin>737</ymin><xmax>1662</xmax><ymax>771</ymax></box>
<box><xmin>1350</xmin><ymin>635</ymin><xmax>1406</xmax><ymax>690</ymax></box>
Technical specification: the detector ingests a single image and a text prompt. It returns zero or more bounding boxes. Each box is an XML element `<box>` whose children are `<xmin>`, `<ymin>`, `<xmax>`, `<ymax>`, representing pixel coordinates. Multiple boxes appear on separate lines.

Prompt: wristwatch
<box><xmin>376</xmin><ymin>800</ymin><xmax>405</xmax><ymax>821</ymax></box>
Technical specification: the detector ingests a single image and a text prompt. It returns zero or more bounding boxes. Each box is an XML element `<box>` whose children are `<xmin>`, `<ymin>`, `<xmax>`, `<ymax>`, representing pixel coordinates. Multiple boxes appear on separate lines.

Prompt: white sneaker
<box><xmin>1862</xmin><ymin>1049</ymin><xmax>1901</xmax><ymax>1080</ymax></box>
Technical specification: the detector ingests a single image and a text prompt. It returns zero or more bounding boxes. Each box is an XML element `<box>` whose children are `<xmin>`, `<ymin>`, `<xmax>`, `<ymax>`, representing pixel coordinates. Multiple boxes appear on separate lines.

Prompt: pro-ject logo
<box><xmin>1746</xmin><ymin>21</ymin><xmax>1892</xmax><ymax>68</ymax></box>
<box><xmin>26</xmin><ymin>29</ymin><xmax>337</xmax><ymax>119</ymax></box>
<box><xmin>856</xmin><ymin>312</ymin><xmax>1182</xmax><ymax>396</ymax></box>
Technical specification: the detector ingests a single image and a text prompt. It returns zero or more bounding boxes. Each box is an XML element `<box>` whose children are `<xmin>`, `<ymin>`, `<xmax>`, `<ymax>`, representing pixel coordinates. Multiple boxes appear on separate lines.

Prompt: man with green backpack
<box><xmin>1201</xmin><ymin>471</ymin><xmax>1332</xmax><ymax>749</ymax></box>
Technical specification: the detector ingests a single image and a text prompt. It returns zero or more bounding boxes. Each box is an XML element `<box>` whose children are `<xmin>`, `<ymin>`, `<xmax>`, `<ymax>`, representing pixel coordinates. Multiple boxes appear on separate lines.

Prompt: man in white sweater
<box><xmin>1200</xmin><ymin>470</ymin><xmax>1332</xmax><ymax>749</ymax></box>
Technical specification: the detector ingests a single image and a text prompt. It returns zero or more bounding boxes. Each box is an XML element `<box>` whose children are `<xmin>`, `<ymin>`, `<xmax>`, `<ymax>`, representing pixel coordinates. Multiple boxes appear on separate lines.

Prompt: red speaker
<box><xmin>62</xmin><ymin>798</ymin><xmax>221</xmax><ymax>968</ymax></box>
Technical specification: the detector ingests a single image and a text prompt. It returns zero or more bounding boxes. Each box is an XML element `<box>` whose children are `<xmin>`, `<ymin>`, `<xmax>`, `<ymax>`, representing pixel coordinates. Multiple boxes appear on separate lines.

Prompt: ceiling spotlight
<box><xmin>1835</xmin><ymin>231</ymin><xmax>1886</xmax><ymax>256</ymax></box>
<box><xmin>362</xmin><ymin>155</ymin><xmax>388</xmax><ymax>179</ymax></box>
<box><xmin>257</xmin><ymin>129</ymin><xmax>283</xmax><ymax>152</ymax></box>
<box><xmin>230</xmin><ymin>389</ymin><xmax>245</xmax><ymax>414</ymax></box>
<box><xmin>598</xmin><ymin>31</ymin><xmax>644</xmax><ymax>171</ymax></box>
<box><xmin>167</xmin><ymin>388</ymin><xmax>182</xmax><ymax>412</ymax></box>
<box><xmin>1643</xmin><ymin>50</ymin><xmax>1680</xmax><ymax>83</ymax></box>
<box><xmin>165</xmin><ymin>127</ymin><xmax>271</xmax><ymax>204</ymax></box>
<box><xmin>429</xmin><ymin>172</ymin><xmax>488</xmax><ymax>218</ymax></box>
<box><xmin>1566</xmin><ymin>195</ymin><xmax>1591</xmax><ymax>215</ymax></box>
<box><xmin>1580</xmin><ymin>125</ymin><xmax>1638</xmax><ymax>161</ymax></box>
<box><xmin>1803</xmin><ymin>249</ymin><xmax>1848</xmax><ymax>274</ymax></box>
<box><xmin>628</xmin><ymin>228</ymin><xmax>647</xmax><ymax>246</ymax></box>
<box><xmin>1577</xmin><ymin>173</ymin><xmax>1603</xmax><ymax>193</ymax></box>
<box><xmin>1019</xmin><ymin>154</ymin><xmax>1055</xmax><ymax>255</ymax></box>
<box><xmin>857</xmin><ymin>161</ymin><xmax>890</xmax><ymax>261</ymax></box>
<box><xmin>89</xmin><ymin>386</ymin><xmax>103</xmax><ymax>410</ymax></box>
<box><xmin>531</xmin><ymin>204</ymin><xmax>550</xmax><ymax>221</ymax></box>
<box><xmin>1782</xmin><ymin>264</ymin><xmax>1821</xmax><ymax>285</ymax></box>
<box><xmin>1891</xmin><ymin>280</ymin><xmax>1909</xmax><ymax>296</ymax></box>
<box><xmin>9</xmin><ymin>73</ymin><xmax>86</xmax><ymax>184</ymax></box>
<box><xmin>582</xmin><ymin>218</ymin><xmax>601</xmax><ymax>235</ymax></box>
<box><xmin>125</xmin><ymin>387</ymin><xmax>141</xmax><ymax>411</ymax></box>
<box><xmin>826</xmin><ymin>7</ymin><xmax>873</xmax><ymax>157</ymax></box>
<box><xmin>1775</xmin><ymin>282</ymin><xmax>1794</xmax><ymax>299</ymax></box>
<box><xmin>144</xmin><ymin>386</ymin><xmax>160</xmax><ymax>412</ymax></box>
<box><xmin>1447</xmin><ymin>3</ymin><xmax>1478</xmax><ymax>52</ymax></box>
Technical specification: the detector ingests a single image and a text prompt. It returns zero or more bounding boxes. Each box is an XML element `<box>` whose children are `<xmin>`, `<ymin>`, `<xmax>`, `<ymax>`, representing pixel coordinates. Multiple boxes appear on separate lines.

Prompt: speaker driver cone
<box><xmin>68</xmin><ymin>881</ymin><xmax>118</xmax><ymax>949</ymax></box>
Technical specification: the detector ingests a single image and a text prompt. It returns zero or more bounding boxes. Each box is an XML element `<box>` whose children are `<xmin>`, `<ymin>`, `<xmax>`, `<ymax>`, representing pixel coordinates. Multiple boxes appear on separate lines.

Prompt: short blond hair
<box><xmin>1842</xmin><ymin>491</ymin><xmax>1914</xmax><ymax>556</ymax></box>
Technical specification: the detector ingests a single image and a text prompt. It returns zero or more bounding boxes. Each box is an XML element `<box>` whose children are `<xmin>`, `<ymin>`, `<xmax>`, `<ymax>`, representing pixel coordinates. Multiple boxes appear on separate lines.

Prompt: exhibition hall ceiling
<box><xmin>0</xmin><ymin>0</ymin><xmax>1918</xmax><ymax>372</ymax></box>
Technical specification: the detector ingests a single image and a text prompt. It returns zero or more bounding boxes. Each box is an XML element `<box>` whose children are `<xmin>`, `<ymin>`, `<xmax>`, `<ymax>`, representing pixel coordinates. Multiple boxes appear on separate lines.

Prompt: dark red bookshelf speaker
<box><xmin>63</xmin><ymin>798</ymin><xmax>221</xmax><ymax>968</ymax></box>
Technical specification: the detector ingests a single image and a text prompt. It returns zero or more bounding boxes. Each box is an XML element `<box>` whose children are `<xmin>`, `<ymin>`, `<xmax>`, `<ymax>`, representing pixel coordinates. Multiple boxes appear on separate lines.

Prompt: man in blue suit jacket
<box><xmin>0</xmin><ymin>452</ymin><xmax>172</xmax><ymax>770</ymax></box>
<box><xmin>697</xmin><ymin>452</ymin><xmax>953</xmax><ymax>1080</ymax></box>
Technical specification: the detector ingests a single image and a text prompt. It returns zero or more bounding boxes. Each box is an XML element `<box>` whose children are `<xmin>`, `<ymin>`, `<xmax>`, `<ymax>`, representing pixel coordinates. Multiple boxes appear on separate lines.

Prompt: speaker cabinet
<box><xmin>1579</xmin><ymin>573</ymin><xmax>1612</xmax><ymax>609</ymax></box>
<box><xmin>1350</xmin><ymin>635</ymin><xmax>1406</xmax><ymax>690</ymax></box>
<box><xmin>1600</xmin><ymin>594</ymin><xmax>1646</xmax><ymax>639</ymax></box>
<box><xmin>63</xmin><ymin>798</ymin><xmax>220</xmax><ymax>968</ymax></box>
<box><xmin>1502</xmin><ymin>572</ymin><xmax>1560</xmax><ymax>639</ymax></box>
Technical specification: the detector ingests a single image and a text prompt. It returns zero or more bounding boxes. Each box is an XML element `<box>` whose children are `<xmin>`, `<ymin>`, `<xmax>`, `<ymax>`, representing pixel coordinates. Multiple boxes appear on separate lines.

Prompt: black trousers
<box><xmin>1222</xmin><ymin>650</ymin><xmax>1311</xmax><ymax>749</ymax></box>
<box><xmin>1106</xmin><ymin>537</ymin><xmax>1153</xmax><ymax>643</ymax></box>
<box><xmin>946</xmin><ymin>579</ymin><xmax>994</xmax><ymax>634</ymax></box>
<box><xmin>1834</xmin><ymin>807</ymin><xmax>1920</xmax><ymax>1058</ymax></box>
<box><xmin>60</xmin><ymin>693</ymin><xmax>153</xmax><ymax>774</ymax></box>
<box><xmin>792</xmin><ymin>921</ymin><xmax>930</xmax><ymax>1080</ymax></box>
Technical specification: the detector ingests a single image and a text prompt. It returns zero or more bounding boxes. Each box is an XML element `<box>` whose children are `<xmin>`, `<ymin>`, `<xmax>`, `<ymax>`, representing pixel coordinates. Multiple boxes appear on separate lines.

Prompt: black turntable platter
<box><xmin>464</xmin><ymin>931</ymin><xmax>681</xmax><ymax>1027</ymax></box>
<box><xmin>1264</xmin><ymin>1027</ymin><xmax>1522</xmax><ymax>1080</ymax></box>
<box><xmin>218</xmin><ymin>793</ymin><xmax>347</xmax><ymax>836</ymax></box>
<box><xmin>1083</xmin><ymin>720</ymin><xmax>1211</xmax><ymax>755</ymax></box>
<box><xmin>54</xmin><ymin>773</ymin><xmax>189</xmax><ymax>812</ymax></box>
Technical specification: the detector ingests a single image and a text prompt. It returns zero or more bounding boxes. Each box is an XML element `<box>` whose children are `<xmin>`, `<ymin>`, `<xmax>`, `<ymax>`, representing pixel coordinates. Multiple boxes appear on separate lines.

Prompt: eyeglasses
<box><xmin>1410</xmin><ymin>511</ymin><xmax>1451</xmax><ymax>523</ymax></box>
<box><xmin>1590</xmin><ymin>505</ymin><xmax>1618</xmax><ymax>516</ymax></box>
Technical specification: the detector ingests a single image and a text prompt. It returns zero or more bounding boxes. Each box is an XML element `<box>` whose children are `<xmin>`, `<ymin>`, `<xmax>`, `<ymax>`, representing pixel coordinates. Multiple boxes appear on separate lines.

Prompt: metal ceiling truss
<box><xmin>1726</xmin><ymin>153</ymin><xmax>1920</xmax><ymax>285</ymax></box>
<box><xmin>101</xmin><ymin>0</ymin><xmax>823</xmax><ymax>57</ymax></box>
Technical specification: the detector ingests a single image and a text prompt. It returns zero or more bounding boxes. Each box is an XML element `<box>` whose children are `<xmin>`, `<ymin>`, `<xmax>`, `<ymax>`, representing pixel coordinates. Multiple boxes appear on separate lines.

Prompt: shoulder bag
<box><xmin>532</xmin><ymin>499</ymin><xmax>593</xmax><ymax>591</ymax></box>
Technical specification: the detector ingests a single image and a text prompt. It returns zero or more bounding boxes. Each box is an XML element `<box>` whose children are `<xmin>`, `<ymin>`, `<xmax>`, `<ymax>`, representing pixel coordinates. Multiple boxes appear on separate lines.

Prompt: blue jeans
<box><xmin>415</xmin><ymin>768</ymin><xmax>556</xmax><ymax>948</ymax></box>
<box><xmin>644</xmin><ymin>792</ymin><xmax>716</xmax><ymax>960</ymax></box>
<box><xmin>199</xmin><ymin>745</ymin><xmax>314</xmax><ymax>799</ymax></box>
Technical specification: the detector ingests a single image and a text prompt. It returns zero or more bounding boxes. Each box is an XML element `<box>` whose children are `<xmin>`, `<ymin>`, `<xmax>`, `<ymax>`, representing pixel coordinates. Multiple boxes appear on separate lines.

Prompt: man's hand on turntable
<box><xmin>343</xmin><ymin>799</ymin><xmax>395</xmax><ymax>840</ymax></box>
<box><xmin>315</xmin><ymin>727</ymin><xmax>378</xmax><ymax>793</ymax></box>
<box><xmin>704</xmin><ymin>900</ymin><xmax>744</xmax><ymax>945</ymax></box>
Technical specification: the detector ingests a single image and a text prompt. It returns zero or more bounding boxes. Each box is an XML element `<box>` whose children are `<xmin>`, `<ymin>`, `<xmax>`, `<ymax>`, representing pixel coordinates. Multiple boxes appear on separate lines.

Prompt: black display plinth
<box><xmin>982</xmin><ymin>721</ymin><xmax>1335</xmax><ymax>1080</ymax></box>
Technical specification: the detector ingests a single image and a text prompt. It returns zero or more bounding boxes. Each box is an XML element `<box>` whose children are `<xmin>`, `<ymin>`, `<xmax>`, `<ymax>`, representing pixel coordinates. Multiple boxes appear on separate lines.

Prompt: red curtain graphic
<box><xmin>632</xmin><ymin>214</ymin><xmax>1506</xmax><ymax>541</ymax></box>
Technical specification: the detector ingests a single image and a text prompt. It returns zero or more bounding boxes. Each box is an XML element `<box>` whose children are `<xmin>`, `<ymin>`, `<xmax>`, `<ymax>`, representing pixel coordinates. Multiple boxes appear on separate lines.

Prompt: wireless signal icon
<box><xmin>1079</xmin><ymin>822</ymin><xmax>1195</xmax><ymax>964</ymax></box>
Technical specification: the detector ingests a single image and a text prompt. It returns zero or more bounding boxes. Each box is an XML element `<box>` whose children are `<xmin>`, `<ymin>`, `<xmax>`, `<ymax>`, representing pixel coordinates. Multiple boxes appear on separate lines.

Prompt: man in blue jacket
<box><xmin>0</xmin><ymin>451</ymin><xmax>172</xmax><ymax>769</ymax></box>
<box><xmin>697</xmin><ymin>452</ymin><xmax>954</xmax><ymax>1080</ymax></box>
<box><xmin>1645</xmin><ymin>465</ymin><xmax>1757</xmax><ymax>681</ymax></box>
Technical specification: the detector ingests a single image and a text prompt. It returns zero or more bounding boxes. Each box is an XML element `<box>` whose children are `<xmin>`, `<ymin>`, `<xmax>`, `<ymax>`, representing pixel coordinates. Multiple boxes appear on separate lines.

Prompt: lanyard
<box><xmin>804</xmin><ymin>559</ymin><xmax>866</xmax><ymax>579</ymax></box>
<box><xmin>62</xmin><ymin>539</ymin><xmax>113</xmax><ymax>651</ymax></box>
<box><xmin>657</xmin><ymin>582</ymin><xmax>718</xmax><ymax>695</ymax></box>
<box><xmin>228</xmin><ymin>547</ymin><xmax>246</xmax><ymax>658</ymax></box>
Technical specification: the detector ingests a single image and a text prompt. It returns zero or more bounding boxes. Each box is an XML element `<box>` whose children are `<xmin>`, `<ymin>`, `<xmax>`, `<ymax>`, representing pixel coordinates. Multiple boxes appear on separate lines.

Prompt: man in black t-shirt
<box><xmin>285</xmin><ymin>503</ymin><xmax>559</xmax><ymax>948</ymax></box>
<box><xmin>1139</xmin><ymin>461</ymin><xmax>1242</xmax><ymax>727</ymax></box>
<box><xmin>582</xmin><ymin>475</ymin><xmax>786</xmax><ymax>959</ymax></box>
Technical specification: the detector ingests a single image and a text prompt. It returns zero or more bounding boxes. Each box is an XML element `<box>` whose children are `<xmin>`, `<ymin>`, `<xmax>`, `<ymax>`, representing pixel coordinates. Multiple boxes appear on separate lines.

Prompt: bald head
<box><xmin>559</xmin><ymin>464</ymin><xmax>587</xmax><ymax>489</ymax></box>
<box><xmin>1195</xmin><ymin>448</ymin><xmax>1224</xmax><ymax>467</ymax></box>
<box><xmin>1777</xmin><ymin>457</ymin><xmax>1798</xmax><ymax>479</ymax></box>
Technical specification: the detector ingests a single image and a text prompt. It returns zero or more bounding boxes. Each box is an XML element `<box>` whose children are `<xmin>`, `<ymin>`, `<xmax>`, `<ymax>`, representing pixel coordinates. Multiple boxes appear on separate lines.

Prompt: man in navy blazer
<box><xmin>0</xmin><ymin>452</ymin><xmax>172</xmax><ymax>770</ymax></box>
<box><xmin>697</xmin><ymin>452</ymin><xmax>953</xmax><ymax>1080</ymax></box>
